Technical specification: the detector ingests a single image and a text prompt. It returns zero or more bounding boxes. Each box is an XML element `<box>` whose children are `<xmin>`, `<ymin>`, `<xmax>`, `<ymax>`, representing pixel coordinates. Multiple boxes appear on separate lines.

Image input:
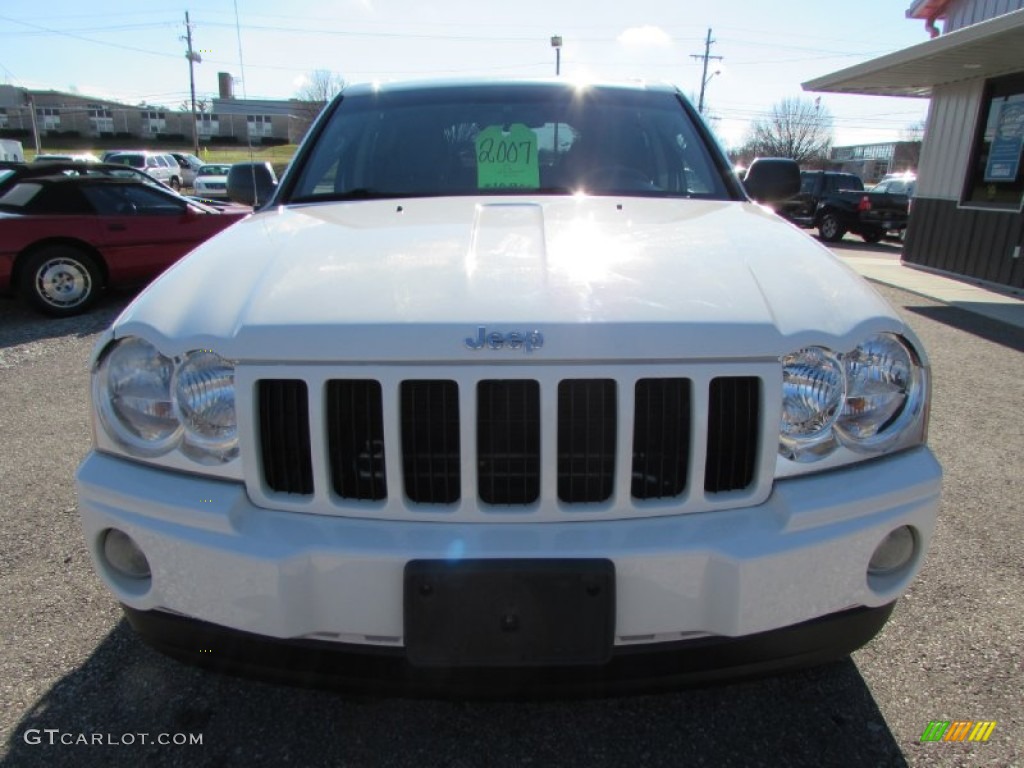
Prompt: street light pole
<box><xmin>551</xmin><ymin>36</ymin><xmax>562</xmax><ymax>76</ymax></box>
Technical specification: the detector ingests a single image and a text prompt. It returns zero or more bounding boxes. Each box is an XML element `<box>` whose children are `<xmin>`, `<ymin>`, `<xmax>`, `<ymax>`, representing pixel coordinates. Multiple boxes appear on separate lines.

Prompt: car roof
<box><xmin>340</xmin><ymin>77</ymin><xmax>680</xmax><ymax>98</ymax></box>
<box><xmin>7</xmin><ymin>174</ymin><xmax>149</xmax><ymax>186</ymax></box>
<box><xmin>0</xmin><ymin>161</ymin><xmax>154</xmax><ymax>182</ymax></box>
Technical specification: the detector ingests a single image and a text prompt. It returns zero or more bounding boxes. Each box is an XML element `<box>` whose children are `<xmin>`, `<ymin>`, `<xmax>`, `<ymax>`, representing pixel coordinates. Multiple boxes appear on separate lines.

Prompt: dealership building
<box><xmin>805</xmin><ymin>0</ymin><xmax>1024</xmax><ymax>293</ymax></box>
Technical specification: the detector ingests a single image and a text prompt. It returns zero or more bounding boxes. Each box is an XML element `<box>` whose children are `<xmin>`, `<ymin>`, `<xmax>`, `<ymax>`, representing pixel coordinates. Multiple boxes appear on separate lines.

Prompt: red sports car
<box><xmin>0</xmin><ymin>174</ymin><xmax>247</xmax><ymax>316</ymax></box>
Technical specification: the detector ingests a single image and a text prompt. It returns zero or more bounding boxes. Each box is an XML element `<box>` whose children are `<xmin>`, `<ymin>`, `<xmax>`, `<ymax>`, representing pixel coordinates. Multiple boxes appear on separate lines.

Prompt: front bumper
<box><xmin>121</xmin><ymin>601</ymin><xmax>895</xmax><ymax>697</ymax></box>
<box><xmin>77</xmin><ymin>447</ymin><xmax>940</xmax><ymax>687</ymax></box>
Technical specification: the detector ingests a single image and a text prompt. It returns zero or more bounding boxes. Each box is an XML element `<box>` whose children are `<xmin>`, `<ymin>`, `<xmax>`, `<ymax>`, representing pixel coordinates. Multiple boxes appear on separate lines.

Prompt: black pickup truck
<box><xmin>778</xmin><ymin>170</ymin><xmax>910</xmax><ymax>243</ymax></box>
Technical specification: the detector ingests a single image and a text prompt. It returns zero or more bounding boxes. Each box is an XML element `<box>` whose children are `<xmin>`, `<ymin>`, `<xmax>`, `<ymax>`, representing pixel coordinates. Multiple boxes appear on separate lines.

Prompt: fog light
<box><xmin>869</xmin><ymin>526</ymin><xmax>916</xmax><ymax>575</ymax></box>
<box><xmin>102</xmin><ymin>529</ymin><xmax>151</xmax><ymax>579</ymax></box>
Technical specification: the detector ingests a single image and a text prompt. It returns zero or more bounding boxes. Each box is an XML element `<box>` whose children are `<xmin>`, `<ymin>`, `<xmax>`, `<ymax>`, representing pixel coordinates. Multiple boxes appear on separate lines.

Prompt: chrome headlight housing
<box><xmin>93</xmin><ymin>337</ymin><xmax>238</xmax><ymax>469</ymax></box>
<box><xmin>779</xmin><ymin>333</ymin><xmax>928</xmax><ymax>466</ymax></box>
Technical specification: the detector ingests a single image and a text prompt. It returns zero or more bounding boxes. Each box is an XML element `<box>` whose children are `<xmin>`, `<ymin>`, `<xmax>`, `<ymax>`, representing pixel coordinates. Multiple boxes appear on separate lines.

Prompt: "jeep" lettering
<box><xmin>464</xmin><ymin>326</ymin><xmax>544</xmax><ymax>352</ymax></box>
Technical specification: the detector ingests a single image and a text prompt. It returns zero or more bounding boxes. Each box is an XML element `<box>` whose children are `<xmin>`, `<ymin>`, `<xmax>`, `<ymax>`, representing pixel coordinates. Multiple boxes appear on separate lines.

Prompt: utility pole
<box><xmin>24</xmin><ymin>91</ymin><xmax>41</xmax><ymax>153</ymax></box>
<box><xmin>690</xmin><ymin>28</ymin><xmax>723</xmax><ymax>115</ymax></box>
<box><xmin>182</xmin><ymin>11</ymin><xmax>202</xmax><ymax>156</ymax></box>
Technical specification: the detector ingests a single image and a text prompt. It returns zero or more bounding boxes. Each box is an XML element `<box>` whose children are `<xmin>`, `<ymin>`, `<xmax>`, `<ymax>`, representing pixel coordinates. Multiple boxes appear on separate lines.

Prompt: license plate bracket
<box><xmin>404</xmin><ymin>559</ymin><xmax>615</xmax><ymax>667</ymax></box>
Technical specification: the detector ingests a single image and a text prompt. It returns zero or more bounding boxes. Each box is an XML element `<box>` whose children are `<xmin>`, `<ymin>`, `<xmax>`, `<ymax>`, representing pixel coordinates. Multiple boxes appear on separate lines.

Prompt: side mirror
<box><xmin>227</xmin><ymin>162</ymin><xmax>278</xmax><ymax>207</ymax></box>
<box><xmin>742</xmin><ymin>158</ymin><xmax>800</xmax><ymax>203</ymax></box>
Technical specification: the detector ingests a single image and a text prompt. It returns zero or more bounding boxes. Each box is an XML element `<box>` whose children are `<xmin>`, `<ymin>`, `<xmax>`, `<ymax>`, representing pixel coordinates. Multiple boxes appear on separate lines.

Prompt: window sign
<box><xmin>475</xmin><ymin>123</ymin><xmax>539</xmax><ymax>189</ymax></box>
<box><xmin>984</xmin><ymin>101</ymin><xmax>1024</xmax><ymax>182</ymax></box>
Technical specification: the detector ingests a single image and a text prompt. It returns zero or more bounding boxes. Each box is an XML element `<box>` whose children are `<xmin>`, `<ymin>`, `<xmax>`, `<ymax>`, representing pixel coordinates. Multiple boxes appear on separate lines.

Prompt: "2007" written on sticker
<box><xmin>475</xmin><ymin>123</ymin><xmax>540</xmax><ymax>190</ymax></box>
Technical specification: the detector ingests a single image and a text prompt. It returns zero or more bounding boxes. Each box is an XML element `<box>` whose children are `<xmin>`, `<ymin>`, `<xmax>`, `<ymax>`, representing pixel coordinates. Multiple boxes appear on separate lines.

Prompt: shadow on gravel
<box><xmin>904</xmin><ymin>303</ymin><xmax>1024</xmax><ymax>354</ymax></box>
<box><xmin>0</xmin><ymin>293</ymin><xmax>131</xmax><ymax>352</ymax></box>
<box><xmin>4</xmin><ymin>620</ymin><xmax>907</xmax><ymax>768</ymax></box>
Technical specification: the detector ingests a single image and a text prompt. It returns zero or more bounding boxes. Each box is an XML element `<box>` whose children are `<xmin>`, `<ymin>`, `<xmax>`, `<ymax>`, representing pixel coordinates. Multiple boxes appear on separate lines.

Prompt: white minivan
<box><xmin>105</xmin><ymin>151</ymin><xmax>183</xmax><ymax>190</ymax></box>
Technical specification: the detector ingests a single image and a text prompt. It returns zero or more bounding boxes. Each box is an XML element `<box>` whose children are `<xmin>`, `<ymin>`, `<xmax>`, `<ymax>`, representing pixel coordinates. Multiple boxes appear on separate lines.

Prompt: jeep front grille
<box><xmin>251</xmin><ymin>366</ymin><xmax>773</xmax><ymax>521</ymax></box>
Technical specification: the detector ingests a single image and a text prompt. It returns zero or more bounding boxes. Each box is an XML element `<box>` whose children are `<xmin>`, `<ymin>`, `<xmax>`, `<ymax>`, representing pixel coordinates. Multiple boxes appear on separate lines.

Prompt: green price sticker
<box><xmin>475</xmin><ymin>123</ymin><xmax>539</xmax><ymax>190</ymax></box>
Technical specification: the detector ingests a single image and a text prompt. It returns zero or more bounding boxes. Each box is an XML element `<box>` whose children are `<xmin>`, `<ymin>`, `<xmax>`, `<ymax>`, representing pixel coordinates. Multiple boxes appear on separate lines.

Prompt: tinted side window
<box><xmin>81</xmin><ymin>183</ymin><xmax>186</xmax><ymax>215</ymax></box>
<box><xmin>24</xmin><ymin>184</ymin><xmax>94</xmax><ymax>214</ymax></box>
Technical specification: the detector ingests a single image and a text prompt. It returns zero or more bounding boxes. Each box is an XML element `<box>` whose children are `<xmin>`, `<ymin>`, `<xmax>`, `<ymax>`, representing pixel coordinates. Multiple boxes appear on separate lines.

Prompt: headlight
<box><xmin>779</xmin><ymin>333</ymin><xmax>927</xmax><ymax>464</ymax></box>
<box><xmin>173</xmin><ymin>350</ymin><xmax>239</xmax><ymax>463</ymax></box>
<box><xmin>94</xmin><ymin>337</ymin><xmax>181</xmax><ymax>456</ymax></box>
<box><xmin>836</xmin><ymin>333</ymin><xmax>924</xmax><ymax>451</ymax></box>
<box><xmin>779</xmin><ymin>347</ymin><xmax>845</xmax><ymax>462</ymax></box>
<box><xmin>94</xmin><ymin>338</ymin><xmax>237</xmax><ymax>465</ymax></box>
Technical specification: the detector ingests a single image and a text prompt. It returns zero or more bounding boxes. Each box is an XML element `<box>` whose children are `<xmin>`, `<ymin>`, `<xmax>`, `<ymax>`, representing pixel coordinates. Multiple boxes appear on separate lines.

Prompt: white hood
<box><xmin>111</xmin><ymin>196</ymin><xmax>904</xmax><ymax>362</ymax></box>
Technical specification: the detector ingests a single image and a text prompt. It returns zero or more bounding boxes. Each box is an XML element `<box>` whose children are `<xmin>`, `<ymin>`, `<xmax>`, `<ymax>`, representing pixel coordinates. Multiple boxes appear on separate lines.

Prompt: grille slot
<box><xmin>632</xmin><ymin>378</ymin><xmax>691</xmax><ymax>499</ymax></box>
<box><xmin>558</xmin><ymin>379</ymin><xmax>617</xmax><ymax>503</ymax></box>
<box><xmin>401</xmin><ymin>380</ymin><xmax>461</xmax><ymax>504</ymax></box>
<box><xmin>258</xmin><ymin>379</ymin><xmax>313</xmax><ymax>495</ymax></box>
<box><xmin>705</xmin><ymin>376</ymin><xmax>760</xmax><ymax>493</ymax></box>
<box><xmin>327</xmin><ymin>380</ymin><xmax>387</xmax><ymax>500</ymax></box>
<box><xmin>477</xmin><ymin>380</ymin><xmax>541</xmax><ymax>505</ymax></box>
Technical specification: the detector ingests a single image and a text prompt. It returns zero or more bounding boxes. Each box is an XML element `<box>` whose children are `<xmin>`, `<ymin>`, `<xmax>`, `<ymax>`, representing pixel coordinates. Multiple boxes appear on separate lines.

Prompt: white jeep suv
<box><xmin>77</xmin><ymin>79</ymin><xmax>940</xmax><ymax>695</ymax></box>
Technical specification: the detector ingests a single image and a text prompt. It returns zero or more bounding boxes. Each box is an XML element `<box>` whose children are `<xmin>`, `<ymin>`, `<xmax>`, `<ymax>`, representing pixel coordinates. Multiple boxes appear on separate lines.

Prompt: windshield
<box><xmin>198</xmin><ymin>165</ymin><xmax>231</xmax><ymax>176</ymax></box>
<box><xmin>286</xmin><ymin>84</ymin><xmax>732</xmax><ymax>202</ymax></box>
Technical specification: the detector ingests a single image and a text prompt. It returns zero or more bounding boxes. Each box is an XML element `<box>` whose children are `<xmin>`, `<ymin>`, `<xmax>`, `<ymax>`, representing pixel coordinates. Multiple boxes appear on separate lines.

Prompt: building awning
<box><xmin>803</xmin><ymin>8</ymin><xmax>1024</xmax><ymax>98</ymax></box>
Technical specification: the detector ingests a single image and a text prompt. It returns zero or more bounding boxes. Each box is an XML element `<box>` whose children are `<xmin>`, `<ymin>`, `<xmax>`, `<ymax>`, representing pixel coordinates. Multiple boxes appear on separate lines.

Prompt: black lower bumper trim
<box><xmin>122</xmin><ymin>603</ymin><xmax>894</xmax><ymax>698</ymax></box>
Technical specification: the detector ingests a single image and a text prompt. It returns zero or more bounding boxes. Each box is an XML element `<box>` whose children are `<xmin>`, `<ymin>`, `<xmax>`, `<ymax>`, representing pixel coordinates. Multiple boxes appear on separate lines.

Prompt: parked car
<box><xmin>870</xmin><ymin>172</ymin><xmax>917</xmax><ymax>196</ymax></box>
<box><xmin>76</xmin><ymin>79</ymin><xmax>940</xmax><ymax>696</ymax></box>
<box><xmin>0</xmin><ymin>175</ymin><xmax>246</xmax><ymax>316</ymax></box>
<box><xmin>105</xmin><ymin>151</ymin><xmax>183</xmax><ymax>190</ymax></box>
<box><xmin>778</xmin><ymin>170</ymin><xmax>911</xmax><ymax>243</ymax></box>
<box><xmin>193</xmin><ymin>163</ymin><xmax>233</xmax><ymax>198</ymax></box>
<box><xmin>169</xmin><ymin>152</ymin><xmax>204</xmax><ymax>187</ymax></box>
<box><xmin>0</xmin><ymin>161</ymin><xmax>167</xmax><ymax>194</ymax></box>
<box><xmin>33</xmin><ymin>153</ymin><xmax>101</xmax><ymax>164</ymax></box>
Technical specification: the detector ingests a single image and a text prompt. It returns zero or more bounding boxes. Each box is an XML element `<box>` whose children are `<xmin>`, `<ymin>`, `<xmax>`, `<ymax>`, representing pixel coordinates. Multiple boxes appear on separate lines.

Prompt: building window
<box><xmin>88</xmin><ymin>107</ymin><xmax>114</xmax><ymax>134</ymax></box>
<box><xmin>196</xmin><ymin>113</ymin><xmax>220</xmax><ymax>136</ymax></box>
<box><xmin>963</xmin><ymin>73</ymin><xmax>1024</xmax><ymax>209</ymax></box>
<box><xmin>36</xmin><ymin>107</ymin><xmax>61</xmax><ymax>131</ymax></box>
<box><xmin>247</xmin><ymin>114</ymin><xmax>273</xmax><ymax>137</ymax></box>
<box><xmin>142</xmin><ymin>110</ymin><xmax>166</xmax><ymax>135</ymax></box>
<box><xmin>0</xmin><ymin>108</ymin><xmax>7</xmax><ymax>129</ymax></box>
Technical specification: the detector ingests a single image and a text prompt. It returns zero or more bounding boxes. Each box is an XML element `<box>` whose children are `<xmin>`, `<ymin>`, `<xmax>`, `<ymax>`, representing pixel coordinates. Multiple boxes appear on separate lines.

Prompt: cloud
<box><xmin>617</xmin><ymin>26</ymin><xmax>672</xmax><ymax>47</ymax></box>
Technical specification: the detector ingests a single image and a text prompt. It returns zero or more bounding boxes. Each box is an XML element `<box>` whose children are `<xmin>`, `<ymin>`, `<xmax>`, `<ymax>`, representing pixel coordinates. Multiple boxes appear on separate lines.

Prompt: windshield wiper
<box><xmin>290</xmin><ymin>188</ymin><xmax>410</xmax><ymax>203</ymax></box>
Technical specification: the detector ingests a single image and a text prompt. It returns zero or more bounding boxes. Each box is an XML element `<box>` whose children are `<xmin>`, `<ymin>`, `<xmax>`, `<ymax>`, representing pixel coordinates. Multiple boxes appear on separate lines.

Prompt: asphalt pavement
<box><xmin>1</xmin><ymin>236</ymin><xmax>1022</xmax><ymax>768</ymax></box>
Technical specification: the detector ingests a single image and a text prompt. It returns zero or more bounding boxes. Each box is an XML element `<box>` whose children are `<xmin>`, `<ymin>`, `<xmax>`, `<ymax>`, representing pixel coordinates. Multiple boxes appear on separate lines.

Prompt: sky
<box><xmin>0</xmin><ymin>0</ymin><xmax>934</xmax><ymax>149</ymax></box>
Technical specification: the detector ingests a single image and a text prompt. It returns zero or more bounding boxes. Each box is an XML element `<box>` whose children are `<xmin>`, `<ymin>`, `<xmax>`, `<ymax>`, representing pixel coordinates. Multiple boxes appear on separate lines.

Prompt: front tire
<box><xmin>21</xmin><ymin>246</ymin><xmax>101</xmax><ymax>317</ymax></box>
<box><xmin>818</xmin><ymin>213</ymin><xmax>845</xmax><ymax>243</ymax></box>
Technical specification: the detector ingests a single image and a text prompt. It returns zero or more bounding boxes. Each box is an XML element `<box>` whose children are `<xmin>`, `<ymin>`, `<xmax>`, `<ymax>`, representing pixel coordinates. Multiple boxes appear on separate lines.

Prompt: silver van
<box><xmin>104</xmin><ymin>151</ymin><xmax>182</xmax><ymax>190</ymax></box>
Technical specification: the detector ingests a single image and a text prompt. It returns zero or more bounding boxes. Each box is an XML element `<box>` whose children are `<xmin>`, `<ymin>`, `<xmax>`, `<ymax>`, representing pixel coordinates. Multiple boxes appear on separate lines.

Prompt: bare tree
<box><xmin>178</xmin><ymin>98</ymin><xmax>208</xmax><ymax>114</ymax></box>
<box><xmin>900</xmin><ymin>119</ymin><xmax>926</xmax><ymax>143</ymax></box>
<box><xmin>295</xmin><ymin>70</ymin><xmax>345</xmax><ymax>119</ymax></box>
<box><xmin>741</xmin><ymin>97</ymin><xmax>833</xmax><ymax>166</ymax></box>
<box><xmin>291</xmin><ymin>70</ymin><xmax>345</xmax><ymax>140</ymax></box>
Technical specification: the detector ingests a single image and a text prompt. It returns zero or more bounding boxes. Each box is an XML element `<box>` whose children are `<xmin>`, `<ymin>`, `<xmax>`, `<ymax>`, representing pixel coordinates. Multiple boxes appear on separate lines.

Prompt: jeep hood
<box><xmin>112</xmin><ymin>197</ymin><xmax>905</xmax><ymax>362</ymax></box>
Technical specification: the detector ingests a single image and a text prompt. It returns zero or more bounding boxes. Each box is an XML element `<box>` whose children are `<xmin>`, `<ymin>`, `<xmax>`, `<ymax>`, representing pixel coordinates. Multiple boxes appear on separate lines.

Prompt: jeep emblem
<box><xmin>464</xmin><ymin>326</ymin><xmax>544</xmax><ymax>352</ymax></box>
